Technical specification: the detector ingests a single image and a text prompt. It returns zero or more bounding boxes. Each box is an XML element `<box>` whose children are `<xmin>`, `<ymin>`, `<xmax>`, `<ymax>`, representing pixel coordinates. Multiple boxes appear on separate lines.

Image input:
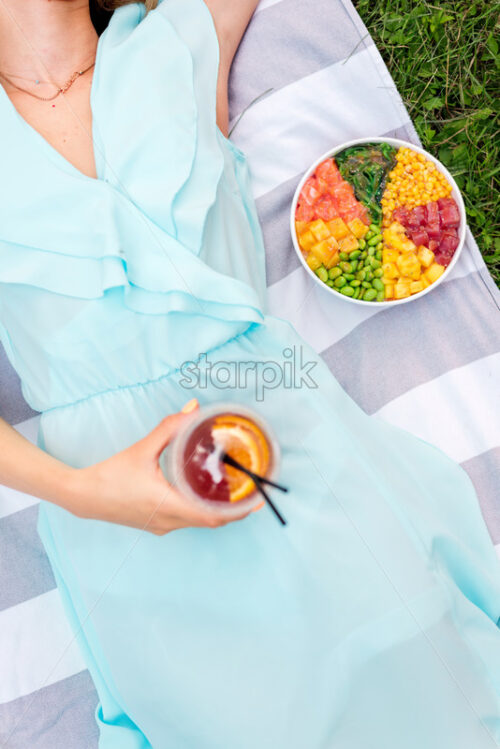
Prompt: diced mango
<box><xmin>382</xmin><ymin>262</ymin><xmax>399</xmax><ymax>280</ymax></box>
<box><xmin>394</xmin><ymin>281</ymin><xmax>411</xmax><ymax>299</ymax></box>
<box><xmin>310</xmin><ymin>239</ymin><xmax>339</xmax><ymax>268</ymax></box>
<box><xmin>326</xmin><ymin>218</ymin><xmax>350</xmax><ymax>241</ymax></box>
<box><xmin>309</xmin><ymin>219</ymin><xmax>331</xmax><ymax>242</ymax></box>
<box><xmin>305</xmin><ymin>253</ymin><xmax>322</xmax><ymax>271</ymax></box>
<box><xmin>425</xmin><ymin>263</ymin><xmax>445</xmax><ymax>284</ymax></box>
<box><xmin>417</xmin><ymin>246</ymin><xmax>435</xmax><ymax>268</ymax></box>
<box><xmin>347</xmin><ymin>218</ymin><xmax>369</xmax><ymax>239</ymax></box>
<box><xmin>383</xmin><ymin>248</ymin><xmax>399</xmax><ymax>263</ymax></box>
<box><xmin>410</xmin><ymin>280</ymin><xmax>424</xmax><ymax>294</ymax></box>
<box><xmin>338</xmin><ymin>235</ymin><xmax>359</xmax><ymax>254</ymax></box>
<box><xmin>396</xmin><ymin>252</ymin><xmax>421</xmax><ymax>280</ymax></box>
<box><xmin>295</xmin><ymin>221</ymin><xmax>308</xmax><ymax>236</ymax></box>
<box><xmin>298</xmin><ymin>230</ymin><xmax>316</xmax><ymax>252</ymax></box>
<box><xmin>385</xmin><ymin>283</ymin><xmax>394</xmax><ymax>299</ymax></box>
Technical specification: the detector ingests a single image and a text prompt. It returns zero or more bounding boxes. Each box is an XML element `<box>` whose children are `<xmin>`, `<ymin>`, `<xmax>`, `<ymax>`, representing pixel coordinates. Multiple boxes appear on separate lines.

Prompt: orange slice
<box><xmin>212</xmin><ymin>415</ymin><xmax>271</xmax><ymax>502</ymax></box>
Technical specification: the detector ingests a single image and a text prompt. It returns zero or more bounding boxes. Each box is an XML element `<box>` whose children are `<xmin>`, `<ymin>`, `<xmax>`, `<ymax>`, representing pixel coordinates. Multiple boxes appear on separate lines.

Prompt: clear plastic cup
<box><xmin>159</xmin><ymin>402</ymin><xmax>281</xmax><ymax>517</ymax></box>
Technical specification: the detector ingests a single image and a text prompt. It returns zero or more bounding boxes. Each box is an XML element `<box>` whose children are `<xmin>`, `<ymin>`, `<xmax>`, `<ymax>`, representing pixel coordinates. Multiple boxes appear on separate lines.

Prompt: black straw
<box><xmin>221</xmin><ymin>451</ymin><xmax>287</xmax><ymax>526</ymax></box>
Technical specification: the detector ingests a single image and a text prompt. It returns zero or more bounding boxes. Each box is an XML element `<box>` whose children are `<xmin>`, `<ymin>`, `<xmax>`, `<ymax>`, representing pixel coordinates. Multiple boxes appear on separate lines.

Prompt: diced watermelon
<box><xmin>410</xmin><ymin>228</ymin><xmax>429</xmax><ymax>247</ymax></box>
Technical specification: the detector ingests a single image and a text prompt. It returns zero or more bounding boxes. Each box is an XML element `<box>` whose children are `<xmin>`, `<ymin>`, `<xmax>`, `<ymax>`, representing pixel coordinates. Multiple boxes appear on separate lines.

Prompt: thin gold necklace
<box><xmin>0</xmin><ymin>60</ymin><xmax>95</xmax><ymax>101</ymax></box>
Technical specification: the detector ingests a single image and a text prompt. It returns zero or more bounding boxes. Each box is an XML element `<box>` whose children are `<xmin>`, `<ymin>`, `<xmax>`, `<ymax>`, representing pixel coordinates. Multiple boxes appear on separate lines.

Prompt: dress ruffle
<box><xmin>0</xmin><ymin>0</ymin><xmax>264</xmax><ymax>327</ymax></box>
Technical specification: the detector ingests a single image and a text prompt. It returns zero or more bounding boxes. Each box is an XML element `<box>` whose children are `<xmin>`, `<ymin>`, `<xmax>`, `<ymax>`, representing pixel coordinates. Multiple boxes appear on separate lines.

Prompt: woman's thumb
<box><xmin>143</xmin><ymin>398</ymin><xmax>199</xmax><ymax>458</ymax></box>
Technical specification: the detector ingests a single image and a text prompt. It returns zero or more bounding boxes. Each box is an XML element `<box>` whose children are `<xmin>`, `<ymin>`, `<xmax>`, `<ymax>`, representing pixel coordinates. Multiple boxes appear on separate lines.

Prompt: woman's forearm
<box><xmin>0</xmin><ymin>416</ymin><xmax>79</xmax><ymax>509</ymax></box>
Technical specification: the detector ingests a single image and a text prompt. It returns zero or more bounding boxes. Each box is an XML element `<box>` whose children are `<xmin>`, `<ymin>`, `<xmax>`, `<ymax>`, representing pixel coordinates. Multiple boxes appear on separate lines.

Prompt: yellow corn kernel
<box><xmin>309</xmin><ymin>219</ymin><xmax>330</xmax><ymax>242</ymax></box>
<box><xmin>425</xmin><ymin>263</ymin><xmax>446</xmax><ymax>284</ymax></box>
<box><xmin>417</xmin><ymin>246</ymin><xmax>435</xmax><ymax>268</ymax></box>
<box><xmin>298</xmin><ymin>230</ymin><xmax>316</xmax><ymax>252</ymax></box>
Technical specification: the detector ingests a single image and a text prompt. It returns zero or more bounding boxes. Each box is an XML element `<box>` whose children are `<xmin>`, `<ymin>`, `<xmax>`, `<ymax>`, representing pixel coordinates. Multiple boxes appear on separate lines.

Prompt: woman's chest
<box><xmin>6</xmin><ymin>81</ymin><xmax>97</xmax><ymax>180</ymax></box>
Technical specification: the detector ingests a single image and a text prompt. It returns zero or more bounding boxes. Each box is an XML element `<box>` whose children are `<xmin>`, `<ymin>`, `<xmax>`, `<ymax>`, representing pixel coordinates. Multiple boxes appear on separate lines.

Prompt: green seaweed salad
<box><xmin>335</xmin><ymin>143</ymin><xmax>397</xmax><ymax>224</ymax></box>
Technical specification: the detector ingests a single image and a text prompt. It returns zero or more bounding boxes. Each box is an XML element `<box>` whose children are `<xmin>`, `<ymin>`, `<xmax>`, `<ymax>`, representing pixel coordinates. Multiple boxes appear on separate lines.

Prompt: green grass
<box><xmin>354</xmin><ymin>0</ymin><xmax>500</xmax><ymax>287</ymax></box>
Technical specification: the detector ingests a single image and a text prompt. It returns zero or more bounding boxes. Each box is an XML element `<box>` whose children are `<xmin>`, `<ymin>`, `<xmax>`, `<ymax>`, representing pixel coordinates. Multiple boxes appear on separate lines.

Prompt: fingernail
<box><xmin>181</xmin><ymin>398</ymin><xmax>199</xmax><ymax>414</ymax></box>
<box><xmin>252</xmin><ymin>501</ymin><xmax>265</xmax><ymax>513</ymax></box>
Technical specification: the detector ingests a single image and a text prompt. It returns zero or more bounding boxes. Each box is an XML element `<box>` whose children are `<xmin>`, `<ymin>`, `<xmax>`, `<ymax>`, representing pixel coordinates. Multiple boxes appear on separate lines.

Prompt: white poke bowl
<box><xmin>290</xmin><ymin>137</ymin><xmax>466</xmax><ymax>307</ymax></box>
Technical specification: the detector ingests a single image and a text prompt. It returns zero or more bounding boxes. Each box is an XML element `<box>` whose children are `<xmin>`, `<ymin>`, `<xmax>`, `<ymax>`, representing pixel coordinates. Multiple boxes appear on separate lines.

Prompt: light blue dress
<box><xmin>0</xmin><ymin>2</ymin><xmax>499</xmax><ymax>747</ymax></box>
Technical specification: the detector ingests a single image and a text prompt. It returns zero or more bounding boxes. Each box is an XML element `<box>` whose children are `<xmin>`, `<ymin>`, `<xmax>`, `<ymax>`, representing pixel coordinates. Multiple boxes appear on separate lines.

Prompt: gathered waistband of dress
<box><xmin>40</xmin><ymin>322</ymin><xmax>262</xmax><ymax>416</ymax></box>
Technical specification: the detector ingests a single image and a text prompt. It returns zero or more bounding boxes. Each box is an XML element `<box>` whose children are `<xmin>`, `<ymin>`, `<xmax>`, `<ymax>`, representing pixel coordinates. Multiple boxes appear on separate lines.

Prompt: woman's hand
<box><xmin>70</xmin><ymin>399</ymin><xmax>257</xmax><ymax>534</ymax></box>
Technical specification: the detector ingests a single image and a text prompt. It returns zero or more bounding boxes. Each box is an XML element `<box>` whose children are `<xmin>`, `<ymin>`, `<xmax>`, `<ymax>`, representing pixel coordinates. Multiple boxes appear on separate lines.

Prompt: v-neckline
<box><xmin>0</xmin><ymin>20</ymin><xmax>110</xmax><ymax>184</ymax></box>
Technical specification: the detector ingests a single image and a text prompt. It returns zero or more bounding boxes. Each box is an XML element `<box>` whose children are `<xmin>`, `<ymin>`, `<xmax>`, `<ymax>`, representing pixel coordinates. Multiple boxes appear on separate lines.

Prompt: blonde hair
<box><xmin>93</xmin><ymin>0</ymin><xmax>159</xmax><ymax>12</ymax></box>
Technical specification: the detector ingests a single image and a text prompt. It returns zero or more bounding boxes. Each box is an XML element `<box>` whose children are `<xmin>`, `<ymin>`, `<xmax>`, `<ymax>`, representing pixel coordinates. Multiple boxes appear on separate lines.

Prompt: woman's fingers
<box><xmin>136</xmin><ymin>399</ymin><xmax>200</xmax><ymax>461</ymax></box>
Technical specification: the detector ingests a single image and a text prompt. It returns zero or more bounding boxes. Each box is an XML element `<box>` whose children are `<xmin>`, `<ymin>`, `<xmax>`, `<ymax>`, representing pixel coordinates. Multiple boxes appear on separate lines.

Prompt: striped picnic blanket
<box><xmin>1</xmin><ymin>0</ymin><xmax>499</xmax><ymax>746</ymax></box>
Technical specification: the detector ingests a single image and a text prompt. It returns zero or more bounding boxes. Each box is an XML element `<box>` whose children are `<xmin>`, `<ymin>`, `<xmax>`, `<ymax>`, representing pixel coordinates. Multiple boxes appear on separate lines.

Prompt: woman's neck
<box><xmin>0</xmin><ymin>0</ymin><xmax>98</xmax><ymax>86</ymax></box>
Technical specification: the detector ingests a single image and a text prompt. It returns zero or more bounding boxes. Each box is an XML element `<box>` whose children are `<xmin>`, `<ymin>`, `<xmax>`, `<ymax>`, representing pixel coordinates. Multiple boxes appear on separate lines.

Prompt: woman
<box><xmin>0</xmin><ymin>1</ymin><xmax>499</xmax><ymax>747</ymax></box>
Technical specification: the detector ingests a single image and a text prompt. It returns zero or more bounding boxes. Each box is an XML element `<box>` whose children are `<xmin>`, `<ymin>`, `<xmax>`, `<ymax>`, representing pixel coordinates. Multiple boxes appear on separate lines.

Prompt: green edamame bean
<box><xmin>374</xmin><ymin>268</ymin><xmax>384</xmax><ymax>278</ymax></box>
<box><xmin>361</xmin><ymin>281</ymin><xmax>372</xmax><ymax>289</ymax></box>
<box><xmin>328</xmin><ymin>266</ymin><xmax>342</xmax><ymax>280</ymax></box>
<box><xmin>339</xmin><ymin>252</ymin><xmax>349</xmax><ymax>261</ymax></box>
<box><xmin>353</xmin><ymin>287</ymin><xmax>361</xmax><ymax>299</ymax></box>
<box><xmin>356</xmin><ymin>270</ymin><xmax>366</xmax><ymax>281</ymax></box>
<box><xmin>350</xmin><ymin>250</ymin><xmax>361</xmax><ymax>260</ymax></box>
<box><xmin>350</xmin><ymin>260</ymin><xmax>358</xmax><ymax>272</ymax></box>
<box><xmin>365</xmin><ymin>231</ymin><xmax>373</xmax><ymax>240</ymax></box>
<box><xmin>340</xmin><ymin>285</ymin><xmax>355</xmax><ymax>297</ymax></box>
<box><xmin>350</xmin><ymin>279</ymin><xmax>361</xmax><ymax>287</ymax></box>
<box><xmin>326</xmin><ymin>279</ymin><xmax>334</xmax><ymax>287</ymax></box>
<box><xmin>316</xmin><ymin>266</ymin><xmax>329</xmax><ymax>283</ymax></box>
<box><xmin>369</xmin><ymin>223</ymin><xmax>379</xmax><ymax>234</ymax></box>
<box><xmin>340</xmin><ymin>261</ymin><xmax>352</xmax><ymax>273</ymax></box>
<box><xmin>367</xmin><ymin>246</ymin><xmax>376</xmax><ymax>256</ymax></box>
<box><xmin>363</xmin><ymin>288</ymin><xmax>377</xmax><ymax>301</ymax></box>
<box><xmin>376</xmin><ymin>242</ymin><xmax>383</xmax><ymax>252</ymax></box>
<box><xmin>372</xmin><ymin>278</ymin><xmax>384</xmax><ymax>292</ymax></box>
<box><xmin>375</xmin><ymin>250</ymin><xmax>383</xmax><ymax>261</ymax></box>
<box><xmin>334</xmin><ymin>276</ymin><xmax>347</xmax><ymax>288</ymax></box>
<box><xmin>370</xmin><ymin>258</ymin><xmax>381</xmax><ymax>269</ymax></box>
<box><xmin>376</xmin><ymin>290</ymin><xmax>385</xmax><ymax>302</ymax></box>
<box><xmin>361</xmin><ymin>251</ymin><xmax>368</xmax><ymax>259</ymax></box>
<box><xmin>344</xmin><ymin>273</ymin><xmax>355</xmax><ymax>281</ymax></box>
<box><xmin>368</xmin><ymin>234</ymin><xmax>382</xmax><ymax>246</ymax></box>
<box><xmin>358</xmin><ymin>239</ymin><xmax>366</xmax><ymax>250</ymax></box>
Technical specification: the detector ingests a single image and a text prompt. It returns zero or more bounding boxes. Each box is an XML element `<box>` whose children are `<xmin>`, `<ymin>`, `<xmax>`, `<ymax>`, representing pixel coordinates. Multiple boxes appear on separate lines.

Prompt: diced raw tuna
<box><xmin>427</xmin><ymin>222</ymin><xmax>441</xmax><ymax>241</ymax></box>
<box><xmin>410</xmin><ymin>228</ymin><xmax>429</xmax><ymax>247</ymax></box>
<box><xmin>440</xmin><ymin>200</ymin><xmax>460</xmax><ymax>228</ymax></box>
<box><xmin>393</xmin><ymin>206</ymin><xmax>410</xmax><ymax>227</ymax></box>
<box><xmin>408</xmin><ymin>205</ymin><xmax>426</xmax><ymax>228</ymax></box>
<box><xmin>425</xmin><ymin>201</ymin><xmax>439</xmax><ymax>224</ymax></box>
<box><xmin>439</xmin><ymin>230</ymin><xmax>459</xmax><ymax>255</ymax></box>
<box><xmin>428</xmin><ymin>239</ymin><xmax>439</xmax><ymax>253</ymax></box>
